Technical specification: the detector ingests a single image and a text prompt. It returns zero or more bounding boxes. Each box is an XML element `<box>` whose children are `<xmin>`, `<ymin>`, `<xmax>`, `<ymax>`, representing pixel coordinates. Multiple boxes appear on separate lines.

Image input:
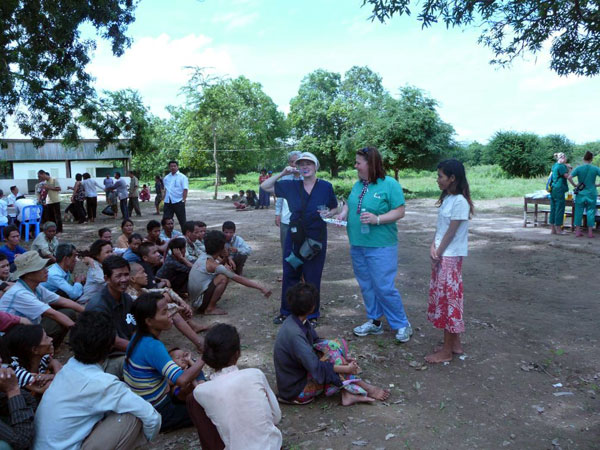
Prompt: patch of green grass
<box><xmin>189</xmin><ymin>165</ymin><xmax>547</xmax><ymax>201</ymax></box>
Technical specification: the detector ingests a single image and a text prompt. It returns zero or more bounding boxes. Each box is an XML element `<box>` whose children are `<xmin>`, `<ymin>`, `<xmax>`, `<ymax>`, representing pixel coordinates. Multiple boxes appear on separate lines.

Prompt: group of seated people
<box><xmin>0</xmin><ymin>212</ymin><xmax>391</xmax><ymax>449</ymax></box>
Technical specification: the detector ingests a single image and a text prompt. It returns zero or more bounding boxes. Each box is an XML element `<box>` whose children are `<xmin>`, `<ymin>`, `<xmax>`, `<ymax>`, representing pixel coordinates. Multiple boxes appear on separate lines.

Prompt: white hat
<box><xmin>10</xmin><ymin>251</ymin><xmax>51</xmax><ymax>280</ymax></box>
<box><xmin>296</xmin><ymin>152</ymin><xmax>320</xmax><ymax>169</ymax></box>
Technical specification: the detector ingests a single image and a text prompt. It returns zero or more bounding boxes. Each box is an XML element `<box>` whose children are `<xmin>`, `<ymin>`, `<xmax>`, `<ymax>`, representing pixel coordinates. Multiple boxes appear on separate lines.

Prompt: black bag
<box><xmin>574</xmin><ymin>182</ymin><xmax>585</xmax><ymax>195</ymax></box>
<box><xmin>289</xmin><ymin>219</ymin><xmax>306</xmax><ymax>245</ymax></box>
<box><xmin>101</xmin><ymin>205</ymin><xmax>115</xmax><ymax>216</ymax></box>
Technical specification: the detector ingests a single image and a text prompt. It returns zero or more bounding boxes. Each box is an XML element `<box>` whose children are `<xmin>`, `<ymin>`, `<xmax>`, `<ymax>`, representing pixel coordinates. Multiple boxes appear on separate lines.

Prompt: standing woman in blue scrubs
<box><xmin>261</xmin><ymin>152</ymin><xmax>337</xmax><ymax>327</ymax></box>
<box><xmin>335</xmin><ymin>147</ymin><xmax>412</xmax><ymax>343</ymax></box>
<box><xmin>549</xmin><ymin>152</ymin><xmax>570</xmax><ymax>235</ymax></box>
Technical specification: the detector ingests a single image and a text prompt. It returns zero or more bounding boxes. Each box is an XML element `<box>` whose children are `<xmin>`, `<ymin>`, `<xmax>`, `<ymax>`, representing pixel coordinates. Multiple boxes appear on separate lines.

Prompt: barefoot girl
<box><xmin>274</xmin><ymin>282</ymin><xmax>390</xmax><ymax>405</ymax></box>
<box><xmin>426</xmin><ymin>159</ymin><xmax>474</xmax><ymax>364</ymax></box>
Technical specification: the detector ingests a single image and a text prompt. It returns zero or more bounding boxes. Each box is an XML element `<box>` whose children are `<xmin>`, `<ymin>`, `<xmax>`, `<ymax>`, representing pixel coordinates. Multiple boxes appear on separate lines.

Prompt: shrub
<box><xmin>488</xmin><ymin>131</ymin><xmax>549</xmax><ymax>177</ymax></box>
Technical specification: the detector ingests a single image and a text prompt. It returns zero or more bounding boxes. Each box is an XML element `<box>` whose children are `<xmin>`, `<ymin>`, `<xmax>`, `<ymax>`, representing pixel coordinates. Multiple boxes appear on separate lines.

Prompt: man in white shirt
<box><xmin>14</xmin><ymin>196</ymin><xmax>38</xmax><ymax>223</ymax></box>
<box><xmin>6</xmin><ymin>186</ymin><xmax>18</xmax><ymax>207</ymax></box>
<box><xmin>0</xmin><ymin>190</ymin><xmax>8</xmax><ymax>226</ymax></box>
<box><xmin>34</xmin><ymin>311</ymin><xmax>161</xmax><ymax>450</ymax></box>
<box><xmin>105</xmin><ymin>172</ymin><xmax>129</xmax><ymax>220</ymax></box>
<box><xmin>163</xmin><ymin>160</ymin><xmax>189</xmax><ymax>229</ymax></box>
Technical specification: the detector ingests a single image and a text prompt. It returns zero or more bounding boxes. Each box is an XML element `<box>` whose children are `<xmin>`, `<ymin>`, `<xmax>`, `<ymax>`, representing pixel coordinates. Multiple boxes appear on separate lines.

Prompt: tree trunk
<box><xmin>329</xmin><ymin>149</ymin><xmax>339</xmax><ymax>178</ymax></box>
<box><xmin>212</xmin><ymin>121</ymin><xmax>219</xmax><ymax>200</ymax></box>
<box><xmin>394</xmin><ymin>168</ymin><xmax>399</xmax><ymax>180</ymax></box>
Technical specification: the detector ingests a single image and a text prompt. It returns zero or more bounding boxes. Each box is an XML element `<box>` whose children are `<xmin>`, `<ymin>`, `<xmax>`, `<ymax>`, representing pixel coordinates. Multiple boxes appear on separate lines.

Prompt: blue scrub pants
<box><xmin>350</xmin><ymin>245</ymin><xmax>410</xmax><ymax>330</ymax></box>
<box><xmin>280</xmin><ymin>231</ymin><xmax>326</xmax><ymax>320</ymax></box>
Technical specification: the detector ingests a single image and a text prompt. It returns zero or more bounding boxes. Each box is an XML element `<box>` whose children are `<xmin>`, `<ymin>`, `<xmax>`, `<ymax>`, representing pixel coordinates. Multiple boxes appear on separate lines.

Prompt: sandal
<box><xmin>277</xmin><ymin>396</ymin><xmax>314</xmax><ymax>405</ymax></box>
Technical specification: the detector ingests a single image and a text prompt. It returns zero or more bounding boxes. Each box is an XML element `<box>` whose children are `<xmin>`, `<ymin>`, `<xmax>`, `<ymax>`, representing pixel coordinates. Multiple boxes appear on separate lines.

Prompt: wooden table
<box><xmin>524</xmin><ymin>196</ymin><xmax>600</xmax><ymax>229</ymax></box>
<box><xmin>523</xmin><ymin>196</ymin><xmax>575</xmax><ymax>228</ymax></box>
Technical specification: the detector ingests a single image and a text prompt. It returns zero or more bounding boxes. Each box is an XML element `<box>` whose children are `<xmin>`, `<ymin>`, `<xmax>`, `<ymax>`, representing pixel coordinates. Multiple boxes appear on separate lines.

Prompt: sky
<box><xmin>22</xmin><ymin>0</ymin><xmax>600</xmax><ymax>144</ymax></box>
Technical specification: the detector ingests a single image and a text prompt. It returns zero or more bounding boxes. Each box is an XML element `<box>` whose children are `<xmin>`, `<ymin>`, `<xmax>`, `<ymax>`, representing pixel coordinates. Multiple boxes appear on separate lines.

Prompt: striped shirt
<box><xmin>123</xmin><ymin>335</ymin><xmax>183</xmax><ymax>406</ymax></box>
<box><xmin>11</xmin><ymin>355</ymin><xmax>50</xmax><ymax>387</ymax></box>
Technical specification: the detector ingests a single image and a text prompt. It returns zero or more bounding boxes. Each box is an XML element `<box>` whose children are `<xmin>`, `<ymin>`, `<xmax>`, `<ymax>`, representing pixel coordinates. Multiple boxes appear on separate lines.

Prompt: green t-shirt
<box><xmin>571</xmin><ymin>163</ymin><xmax>600</xmax><ymax>197</ymax></box>
<box><xmin>346</xmin><ymin>176</ymin><xmax>405</xmax><ymax>247</ymax></box>
<box><xmin>551</xmin><ymin>163</ymin><xmax>568</xmax><ymax>192</ymax></box>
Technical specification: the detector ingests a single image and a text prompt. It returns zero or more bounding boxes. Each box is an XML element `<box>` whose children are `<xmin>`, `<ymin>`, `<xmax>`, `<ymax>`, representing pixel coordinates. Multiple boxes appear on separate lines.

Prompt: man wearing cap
<box><xmin>162</xmin><ymin>160</ymin><xmax>188</xmax><ymax>229</ymax></box>
<box><xmin>261</xmin><ymin>152</ymin><xmax>338</xmax><ymax>327</ymax></box>
<box><xmin>0</xmin><ymin>251</ymin><xmax>83</xmax><ymax>349</ymax></box>
<box><xmin>31</xmin><ymin>222</ymin><xmax>59</xmax><ymax>263</ymax></box>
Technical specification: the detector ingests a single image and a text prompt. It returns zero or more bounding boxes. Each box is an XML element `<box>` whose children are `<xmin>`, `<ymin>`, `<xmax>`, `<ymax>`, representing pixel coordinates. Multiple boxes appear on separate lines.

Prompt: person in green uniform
<box><xmin>569</xmin><ymin>151</ymin><xmax>600</xmax><ymax>238</ymax></box>
<box><xmin>549</xmin><ymin>152</ymin><xmax>570</xmax><ymax>235</ymax></box>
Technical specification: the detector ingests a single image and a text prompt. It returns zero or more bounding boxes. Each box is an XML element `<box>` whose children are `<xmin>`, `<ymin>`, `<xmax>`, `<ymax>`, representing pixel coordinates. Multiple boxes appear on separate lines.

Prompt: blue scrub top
<box><xmin>275</xmin><ymin>179</ymin><xmax>337</xmax><ymax>241</ymax></box>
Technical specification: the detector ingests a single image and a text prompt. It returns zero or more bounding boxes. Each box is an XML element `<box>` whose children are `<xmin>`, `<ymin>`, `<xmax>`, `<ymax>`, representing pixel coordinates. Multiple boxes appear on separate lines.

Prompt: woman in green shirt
<box><xmin>335</xmin><ymin>147</ymin><xmax>412</xmax><ymax>343</ymax></box>
<box><xmin>549</xmin><ymin>152</ymin><xmax>570</xmax><ymax>235</ymax></box>
<box><xmin>569</xmin><ymin>151</ymin><xmax>600</xmax><ymax>238</ymax></box>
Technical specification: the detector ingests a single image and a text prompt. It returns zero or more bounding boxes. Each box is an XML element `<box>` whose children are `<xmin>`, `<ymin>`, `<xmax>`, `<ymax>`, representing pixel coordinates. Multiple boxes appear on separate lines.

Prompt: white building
<box><xmin>0</xmin><ymin>139</ymin><xmax>131</xmax><ymax>193</ymax></box>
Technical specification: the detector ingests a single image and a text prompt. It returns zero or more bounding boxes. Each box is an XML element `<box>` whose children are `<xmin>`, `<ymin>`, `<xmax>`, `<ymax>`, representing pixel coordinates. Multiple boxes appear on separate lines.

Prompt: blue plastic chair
<box><xmin>19</xmin><ymin>205</ymin><xmax>43</xmax><ymax>242</ymax></box>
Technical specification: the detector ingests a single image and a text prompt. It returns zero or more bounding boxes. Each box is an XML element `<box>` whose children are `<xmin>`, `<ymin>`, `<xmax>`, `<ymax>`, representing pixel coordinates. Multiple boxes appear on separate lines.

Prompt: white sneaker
<box><xmin>353</xmin><ymin>320</ymin><xmax>384</xmax><ymax>337</ymax></box>
<box><xmin>395</xmin><ymin>325</ymin><xmax>413</xmax><ymax>343</ymax></box>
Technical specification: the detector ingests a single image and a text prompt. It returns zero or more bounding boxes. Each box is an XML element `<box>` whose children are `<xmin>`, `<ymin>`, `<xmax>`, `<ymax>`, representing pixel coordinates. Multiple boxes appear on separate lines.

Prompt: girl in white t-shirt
<box><xmin>426</xmin><ymin>159</ymin><xmax>474</xmax><ymax>364</ymax></box>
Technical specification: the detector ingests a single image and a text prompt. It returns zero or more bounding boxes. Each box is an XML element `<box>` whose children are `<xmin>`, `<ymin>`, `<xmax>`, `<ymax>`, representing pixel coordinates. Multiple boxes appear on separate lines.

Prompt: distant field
<box><xmin>188</xmin><ymin>165</ymin><xmax>548</xmax><ymax>200</ymax></box>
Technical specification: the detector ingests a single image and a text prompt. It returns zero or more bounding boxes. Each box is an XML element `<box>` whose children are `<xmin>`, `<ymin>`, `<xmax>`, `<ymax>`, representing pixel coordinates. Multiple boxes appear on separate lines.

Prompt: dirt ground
<box><xmin>50</xmin><ymin>191</ymin><xmax>600</xmax><ymax>450</ymax></box>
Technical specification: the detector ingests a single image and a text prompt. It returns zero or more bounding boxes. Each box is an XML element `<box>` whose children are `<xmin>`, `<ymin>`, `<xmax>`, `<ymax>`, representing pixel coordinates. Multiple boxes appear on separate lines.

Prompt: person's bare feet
<box><xmin>341</xmin><ymin>390</ymin><xmax>375</xmax><ymax>406</ymax></box>
<box><xmin>203</xmin><ymin>307</ymin><xmax>228</xmax><ymax>315</ymax></box>
<box><xmin>425</xmin><ymin>349</ymin><xmax>453</xmax><ymax>364</ymax></box>
<box><xmin>434</xmin><ymin>344</ymin><xmax>464</xmax><ymax>355</ymax></box>
<box><xmin>362</xmin><ymin>384</ymin><xmax>390</xmax><ymax>401</ymax></box>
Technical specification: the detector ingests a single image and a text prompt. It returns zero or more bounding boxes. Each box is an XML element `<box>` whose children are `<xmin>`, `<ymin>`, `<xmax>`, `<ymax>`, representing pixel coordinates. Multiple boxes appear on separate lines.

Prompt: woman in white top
<box><xmin>426</xmin><ymin>159</ymin><xmax>474</xmax><ymax>364</ymax></box>
<box><xmin>82</xmin><ymin>173</ymin><xmax>104</xmax><ymax>223</ymax></box>
<box><xmin>190</xmin><ymin>323</ymin><xmax>282</xmax><ymax>450</ymax></box>
<box><xmin>79</xmin><ymin>239</ymin><xmax>113</xmax><ymax>304</ymax></box>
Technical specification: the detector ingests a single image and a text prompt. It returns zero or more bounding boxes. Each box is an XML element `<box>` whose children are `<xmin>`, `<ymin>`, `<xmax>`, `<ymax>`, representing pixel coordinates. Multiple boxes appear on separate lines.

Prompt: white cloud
<box><xmin>212</xmin><ymin>11</ymin><xmax>259</xmax><ymax>30</ymax></box>
<box><xmin>87</xmin><ymin>33</ymin><xmax>236</xmax><ymax>115</ymax></box>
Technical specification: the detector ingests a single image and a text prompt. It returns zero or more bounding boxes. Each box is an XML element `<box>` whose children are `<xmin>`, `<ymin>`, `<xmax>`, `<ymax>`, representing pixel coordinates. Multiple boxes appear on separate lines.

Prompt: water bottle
<box><xmin>360</xmin><ymin>208</ymin><xmax>370</xmax><ymax>234</ymax></box>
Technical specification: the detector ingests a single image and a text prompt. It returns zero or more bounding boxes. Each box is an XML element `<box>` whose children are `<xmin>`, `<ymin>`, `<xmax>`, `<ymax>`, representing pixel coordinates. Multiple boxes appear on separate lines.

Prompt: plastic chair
<box><xmin>19</xmin><ymin>205</ymin><xmax>43</xmax><ymax>242</ymax></box>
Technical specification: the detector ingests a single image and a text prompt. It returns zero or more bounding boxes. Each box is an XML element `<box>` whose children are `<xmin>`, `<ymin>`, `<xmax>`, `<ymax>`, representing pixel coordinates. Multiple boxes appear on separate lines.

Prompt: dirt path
<box><xmin>60</xmin><ymin>192</ymin><xmax>600</xmax><ymax>449</ymax></box>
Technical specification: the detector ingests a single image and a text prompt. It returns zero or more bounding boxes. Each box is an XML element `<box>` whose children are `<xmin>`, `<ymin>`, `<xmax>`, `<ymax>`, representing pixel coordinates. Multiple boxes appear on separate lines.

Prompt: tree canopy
<box><xmin>0</xmin><ymin>0</ymin><xmax>138</xmax><ymax>142</ymax></box>
<box><xmin>363</xmin><ymin>0</ymin><xmax>600</xmax><ymax>76</ymax></box>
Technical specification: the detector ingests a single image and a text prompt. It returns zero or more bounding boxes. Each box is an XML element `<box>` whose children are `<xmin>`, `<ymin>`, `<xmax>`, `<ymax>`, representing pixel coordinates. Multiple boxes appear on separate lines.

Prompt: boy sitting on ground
<box><xmin>145</xmin><ymin>220</ymin><xmax>168</xmax><ymax>253</ymax></box>
<box><xmin>222</xmin><ymin>221</ymin><xmax>252</xmax><ymax>276</ymax></box>
<box><xmin>273</xmin><ymin>283</ymin><xmax>390</xmax><ymax>406</ymax></box>
<box><xmin>188</xmin><ymin>230</ymin><xmax>271</xmax><ymax>315</ymax></box>
<box><xmin>233</xmin><ymin>190</ymin><xmax>247</xmax><ymax>210</ymax></box>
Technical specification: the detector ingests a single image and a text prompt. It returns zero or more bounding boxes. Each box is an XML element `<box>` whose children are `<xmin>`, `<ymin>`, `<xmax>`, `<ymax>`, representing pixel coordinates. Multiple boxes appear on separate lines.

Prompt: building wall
<box><xmin>13</xmin><ymin>162</ymin><xmax>65</xmax><ymax>179</ymax></box>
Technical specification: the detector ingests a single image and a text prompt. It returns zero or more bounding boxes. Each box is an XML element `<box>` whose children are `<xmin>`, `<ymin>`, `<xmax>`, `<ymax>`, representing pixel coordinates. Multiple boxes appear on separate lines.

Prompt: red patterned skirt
<box><xmin>428</xmin><ymin>256</ymin><xmax>465</xmax><ymax>334</ymax></box>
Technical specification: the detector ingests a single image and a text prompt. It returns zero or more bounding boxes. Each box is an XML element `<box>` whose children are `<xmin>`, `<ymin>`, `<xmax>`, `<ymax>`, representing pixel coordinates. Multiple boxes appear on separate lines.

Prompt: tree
<box><xmin>78</xmin><ymin>89</ymin><xmax>157</xmax><ymax>156</ymax></box>
<box><xmin>1</xmin><ymin>0</ymin><xmax>138</xmax><ymax>142</ymax></box>
<box><xmin>488</xmin><ymin>131</ymin><xmax>548</xmax><ymax>177</ymax></box>
<box><xmin>363</xmin><ymin>0</ymin><xmax>600</xmax><ymax>76</ymax></box>
<box><xmin>289</xmin><ymin>66</ymin><xmax>385</xmax><ymax>177</ymax></box>
<box><xmin>378</xmin><ymin>87</ymin><xmax>455</xmax><ymax>179</ymax></box>
<box><xmin>540</xmin><ymin>134</ymin><xmax>575</xmax><ymax>159</ymax></box>
<box><xmin>180</xmin><ymin>69</ymin><xmax>286</xmax><ymax>198</ymax></box>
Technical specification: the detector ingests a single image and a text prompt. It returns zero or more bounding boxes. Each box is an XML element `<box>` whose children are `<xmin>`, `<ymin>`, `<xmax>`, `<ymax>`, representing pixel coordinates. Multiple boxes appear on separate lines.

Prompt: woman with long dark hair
<box><xmin>4</xmin><ymin>324</ymin><xmax>62</xmax><ymax>396</ymax></box>
<box><xmin>69</xmin><ymin>173</ymin><xmax>87</xmax><ymax>224</ymax></box>
<box><xmin>335</xmin><ymin>147</ymin><xmax>412</xmax><ymax>343</ymax></box>
<box><xmin>123</xmin><ymin>292</ymin><xmax>205</xmax><ymax>432</ymax></box>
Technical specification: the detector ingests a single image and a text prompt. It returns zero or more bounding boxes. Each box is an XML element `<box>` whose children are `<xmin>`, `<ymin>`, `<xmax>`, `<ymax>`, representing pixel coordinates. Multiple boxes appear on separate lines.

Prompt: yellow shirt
<box><xmin>46</xmin><ymin>177</ymin><xmax>61</xmax><ymax>204</ymax></box>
